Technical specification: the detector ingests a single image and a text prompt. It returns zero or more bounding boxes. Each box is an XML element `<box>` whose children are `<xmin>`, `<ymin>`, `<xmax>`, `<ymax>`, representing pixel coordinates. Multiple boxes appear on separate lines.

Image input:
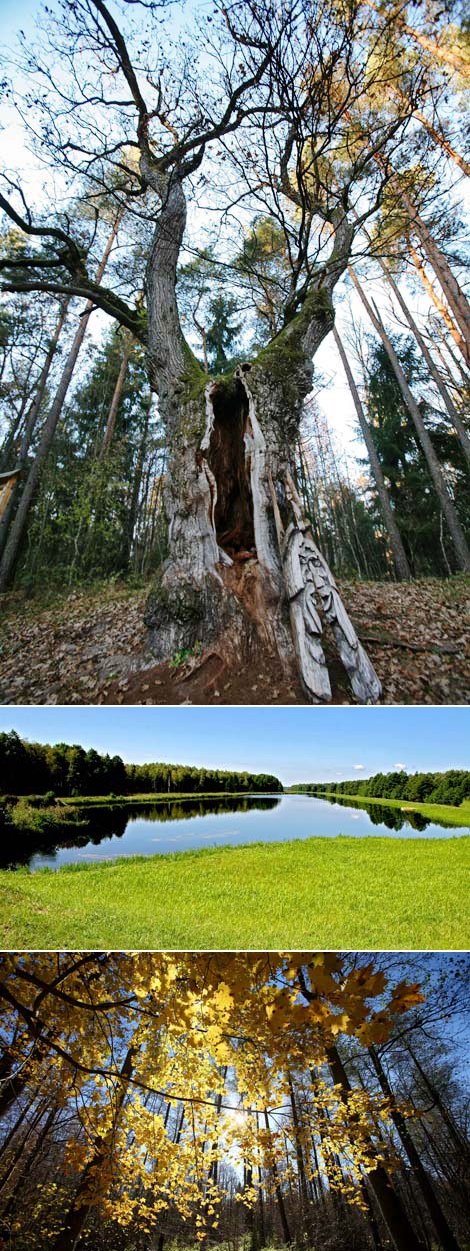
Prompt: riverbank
<box><xmin>1</xmin><ymin>835</ymin><xmax>468</xmax><ymax>949</ymax></box>
<box><xmin>306</xmin><ymin>792</ymin><xmax>470</xmax><ymax>828</ymax></box>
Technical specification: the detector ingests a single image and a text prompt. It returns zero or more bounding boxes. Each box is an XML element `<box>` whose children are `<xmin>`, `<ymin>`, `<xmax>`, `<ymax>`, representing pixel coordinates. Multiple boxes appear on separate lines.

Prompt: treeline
<box><xmin>0</xmin><ymin>730</ymin><xmax>282</xmax><ymax>797</ymax></box>
<box><xmin>296</xmin><ymin>769</ymin><xmax>470</xmax><ymax>805</ymax></box>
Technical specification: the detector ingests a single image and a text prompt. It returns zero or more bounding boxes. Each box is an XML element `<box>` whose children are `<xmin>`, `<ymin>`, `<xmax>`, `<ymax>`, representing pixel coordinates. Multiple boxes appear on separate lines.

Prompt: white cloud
<box><xmin>394</xmin><ymin>762</ymin><xmax>407</xmax><ymax>770</ymax></box>
<box><xmin>353</xmin><ymin>764</ymin><xmax>365</xmax><ymax>770</ymax></box>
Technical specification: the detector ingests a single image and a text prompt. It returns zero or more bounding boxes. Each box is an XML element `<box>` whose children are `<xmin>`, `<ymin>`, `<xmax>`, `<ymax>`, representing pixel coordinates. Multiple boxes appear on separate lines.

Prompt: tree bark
<box><xmin>143</xmin><ymin>181</ymin><xmax>381</xmax><ymax>703</ymax></box>
<box><xmin>0</xmin><ymin>216</ymin><xmax>121</xmax><ymax>591</ymax></box>
<box><xmin>369</xmin><ymin>1046</ymin><xmax>462</xmax><ymax>1251</ymax></box>
<box><xmin>403</xmin><ymin>196</ymin><xmax>470</xmax><ymax>366</ymax></box>
<box><xmin>99</xmin><ymin>330</ymin><xmax>133</xmax><ymax>458</ymax></box>
<box><xmin>327</xmin><ymin>1043</ymin><xmax>426</xmax><ymax>1251</ymax></box>
<box><xmin>333</xmin><ymin>325</ymin><xmax>412</xmax><ymax>578</ymax></box>
<box><xmin>350</xmin><ymin>268</ymin><xmax>470</xmax><ymax>572</ymax></box>
<box><xmin>51</xmin><ymin>1039</ymin><xmax>138</xmax><ymax>1251</ymax></box>
<box><xmin>376</xmin><ymin>260</ymin><xmax>470</xmax><ymax>469</ymax></box>
<box><xmin>409</xmin><ymin>245</ymin><xmax>470</xmax><ymax>369</ymax></box>
<box><xmin>0</xmin><ymin>298</ymin><xmax>70</xmax><ymax>559</ymax></box>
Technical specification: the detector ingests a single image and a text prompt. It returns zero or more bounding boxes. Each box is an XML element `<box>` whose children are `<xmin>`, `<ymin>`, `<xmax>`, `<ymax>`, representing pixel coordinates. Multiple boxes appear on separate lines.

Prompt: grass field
<box><xmin>1</xmin><ymin>834</ymin><xmax>468</xmax><ymax>949</ymax></box>
<box><xmin>308</xmin><ymin>792</ymin><xmax>470</xmax><ymax>827</ymax></box>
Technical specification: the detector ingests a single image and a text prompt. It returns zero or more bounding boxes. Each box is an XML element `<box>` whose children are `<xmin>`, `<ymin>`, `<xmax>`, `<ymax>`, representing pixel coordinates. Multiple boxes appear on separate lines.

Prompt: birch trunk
<box><xmin>143</xmin><ymin>174</ymin><xmax>381</xmax><ymax>703</ymax></box>
<box><xmin>350</xmin><ymin>268</ymin><xmax>470</xmax><ymax>572</ymax></box>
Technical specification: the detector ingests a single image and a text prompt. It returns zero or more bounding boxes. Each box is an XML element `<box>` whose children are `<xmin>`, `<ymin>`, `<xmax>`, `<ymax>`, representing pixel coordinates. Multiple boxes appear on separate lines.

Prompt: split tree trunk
<box><xmin>143</xmin><ymin>173</ymin><xmax>382</xmax><ymax>704</ymax></box>
<box><xmin>350</xmin><ymin>268</ymin><xmax>470</xmax><ymax>572</ymax></box>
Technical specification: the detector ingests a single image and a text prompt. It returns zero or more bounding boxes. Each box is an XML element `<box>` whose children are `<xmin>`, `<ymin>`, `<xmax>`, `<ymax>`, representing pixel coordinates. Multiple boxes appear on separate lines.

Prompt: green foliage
<box><xmin>300</xmin><ymin>768</ymin><xmax>470</xmax><ymax>806</ymax></box>
<box><xmin>12</xmin><ymin>325</ymin><xmax>164</xmax><ymax>590</ymax></box>
<box><xmin>0</xmin><ymin>729</ymin><xmax>283</xmax><ymax>798</ymax></box>
<box><xmin>365</xmin><ymin>335</ymin><xmax>470</xmax><ymax>575</ymax></box>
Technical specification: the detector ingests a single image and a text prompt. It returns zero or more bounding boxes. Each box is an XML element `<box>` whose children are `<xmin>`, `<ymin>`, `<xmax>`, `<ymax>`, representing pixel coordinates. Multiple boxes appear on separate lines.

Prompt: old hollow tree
<box><xmin>0</xmin><ymin>0</ymin><xmax>427</xmax><ymax>701</ymax></box>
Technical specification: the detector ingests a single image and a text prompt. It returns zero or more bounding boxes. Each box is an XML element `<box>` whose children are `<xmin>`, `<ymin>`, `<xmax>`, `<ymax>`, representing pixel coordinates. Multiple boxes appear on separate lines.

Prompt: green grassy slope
<box><xmin>1</xmin><ymin>835</ymin><xmax>468</xmax><ymax>950</ymax></box>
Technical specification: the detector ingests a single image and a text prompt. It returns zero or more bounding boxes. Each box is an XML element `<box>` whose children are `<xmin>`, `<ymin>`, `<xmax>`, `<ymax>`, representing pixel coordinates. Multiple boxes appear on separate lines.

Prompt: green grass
<box><xmin>308</xmin><ymin>791</ymin><xmax>470</xmax><ymax>827</ymax></box>
<box><xmin>1</xmin><ymin>835</ymin><xmax>468</xmax><ymax>949</ymax></box>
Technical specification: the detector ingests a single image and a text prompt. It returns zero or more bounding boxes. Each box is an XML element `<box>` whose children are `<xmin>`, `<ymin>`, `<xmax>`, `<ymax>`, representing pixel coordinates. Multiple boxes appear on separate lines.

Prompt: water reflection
<box><xmin>1</xmin><ymin>795</ymin><xmax>281</xmax><ymax>870</ymax></box>
<box><xmin>322</xmin><ymin>795</ymin><xmax>448</xmax><ymax>832</ymax></box>
<box><xmin>2</xmin><ymin>792</ymin><xmax>467</xmax><ymax>872</ymax></box>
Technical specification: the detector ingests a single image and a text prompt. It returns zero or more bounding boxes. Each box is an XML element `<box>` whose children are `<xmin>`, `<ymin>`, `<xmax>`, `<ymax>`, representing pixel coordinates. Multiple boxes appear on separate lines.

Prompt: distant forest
<box><xmin>0</xmin><ymin>730</ymin><xmax>282</xmax><ymax>797</ymax></box>
<box><xmin>296</xmin><ymin>770</ymin><xmax>470</xmax><ymax>805</ymax></box>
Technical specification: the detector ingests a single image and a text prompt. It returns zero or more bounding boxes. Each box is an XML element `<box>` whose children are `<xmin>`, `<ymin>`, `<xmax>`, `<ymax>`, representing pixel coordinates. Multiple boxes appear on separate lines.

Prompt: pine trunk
<box><xmin>333</xmin><ymin>325</ymin><xmax>411</xmax><ymax>578</ymax></box>
<box><xmin>350</xmin><ymin>268</ymin><xmax>470</xmax><ymax>571</ymax></box>
<box><xmin>377</xmin><ymin>261</ymin><xmax>470</xmax><ymax>469</ymax></box>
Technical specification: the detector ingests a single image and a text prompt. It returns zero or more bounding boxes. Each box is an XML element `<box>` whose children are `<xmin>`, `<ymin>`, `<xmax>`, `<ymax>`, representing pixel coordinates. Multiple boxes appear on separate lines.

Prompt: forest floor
<box><xmin>1</xmin><ymin>574</ymin><xmax>469</xmax><ymax>705</ymax></box>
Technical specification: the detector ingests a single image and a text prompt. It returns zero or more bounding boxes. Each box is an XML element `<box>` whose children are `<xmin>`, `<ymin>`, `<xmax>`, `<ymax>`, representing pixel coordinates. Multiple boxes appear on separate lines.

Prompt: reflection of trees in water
<box><xmin>3</xmin><ymin>795</ymin><xmax>281</xmax><ymax>869</ymax></box>
<box><xmin>324</xmin><ymin>796</ymin><xmax>430</xmax><ymax>831</ymax></box>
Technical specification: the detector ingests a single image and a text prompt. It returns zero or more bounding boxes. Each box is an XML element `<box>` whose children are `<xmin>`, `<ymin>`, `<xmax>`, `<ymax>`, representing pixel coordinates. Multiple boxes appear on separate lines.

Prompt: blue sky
<box><xmin>0</xmin><ymin>707</ymin><xmax>468</xmax><ymax>785</ymax></box>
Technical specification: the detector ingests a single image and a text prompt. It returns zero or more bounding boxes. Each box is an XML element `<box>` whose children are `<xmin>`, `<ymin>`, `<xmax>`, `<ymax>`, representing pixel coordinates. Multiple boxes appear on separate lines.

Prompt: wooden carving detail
<box><xmin>281</xmin><ymin>473</ymin><xmax>382</xmax><ymax>703</ymax></box>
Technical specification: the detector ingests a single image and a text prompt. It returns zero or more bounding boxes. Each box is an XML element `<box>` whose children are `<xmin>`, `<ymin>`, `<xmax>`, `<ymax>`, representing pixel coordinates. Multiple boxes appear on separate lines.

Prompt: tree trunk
<box><xmin>376</xmin><ymin>260</ymin><xmax>470</xmax><ymax>469</ymax></box>
<box><xmin>143</xmin><ymin>175</ymin><xmax>381</xmax><ymax>703</ymax></box>
<box><xmin>368</xmin><ymin>1046</ymin><xmax>462</xmax><ymax>1251</ymax></box>
<box><xmin>391</xmin><ymin>88</ymin><xmax>470</xmax><ymax>178</ymax></box>
<box><xmin>350</xmin><ymin>268</ymin><xmax>470</xmax><ymax>572</ymax></box>
<box><xmin>0</xmin><ymin>298</ymin><xmax>70</xmax><ymax>559</ymax></box>
<box><xmin>403</xmin><ymin>197</ymin><xmax>470</xmax><ymax>366</ymax></box>
<box><xmin>51</xmin><ymin>1040</ymin><xmax>138</xmax><ymax>1251</ymax></box>
<box><xmin>263</xmin><ymin>1109</ymin><xmax>292</xmax><ymax>1244</ymax></box>
<box><xmin>0</xmin><ymin>216</ymin><xmax>121</xmax><ymax>591</ymax></box>
<box><xmin>409</xmin><ymin>246</ymin><xmax>469</xmax><ymax>371</ymax></box>
<box><xmin>99</xmin><ymin>330</ymin><xmax>133</xmax><ymax>458</ymax></box>
<box><xmin>327</xmin><ymin>1043</ymin><xmax>426</xmax><ymax>1251</ymax></box>
<box><xmin>333</xmin><ymin>325</ymin><xmax>412</xmax><ymax>578</ymax></box>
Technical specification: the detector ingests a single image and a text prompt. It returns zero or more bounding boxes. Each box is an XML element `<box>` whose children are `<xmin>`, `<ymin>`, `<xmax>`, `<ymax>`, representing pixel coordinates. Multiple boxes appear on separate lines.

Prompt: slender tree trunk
<box><xmin>51</xmin><ymin>1039</ymin><xmax>138</xmax><ymax>1251</ymax></box>
<box><xmin>263</xmin><ymin>1109</ymin><xmax>292</xmax><ymax>1244</ymax></box>
<box><xmin>363</xmin><ymin>2</ymin><xmax>470</xmax><ymax>77</ymax></box>
<box><xmin>327</xmin><ymin>1043</ymin><xmax>426</xmax><ymax>1251</ymax></box>
<box><xmin>333</xmin><ymin>325</ymin><xmax>412</xmax><ymax>578</ymax></box>
<box><xmin>391</xmin><ymin>87</ymin><xmax>470</xmax><ymax>178</ymax></box>
<box><xmin>402</xmin><ymin>197</ymin><xmax>470</xmax><ymax>365</ymax></box>
<box><xmin>369</xmin><ymin>1046</ymin><xmax>462</xmax><ymax>1251</ymax></box>
<box><xmin>99</xmin><ymin>330</ymin><xmax>133</xmax><ymax>458</ymax></box>
<box><xmin>350</xmin><ymin>268</ymin><xmax>470</xmax><ymax>571</ymax></box>
<box><xmin>406</xmin><ymin>1045</ymin><xmax>470</xmax><ymax>1165</ymax></box>
<box><xmin>409</xmin><ymin>246</ymin><xmax>469</xmax><ymax>370</ymax></box>
<box><xmin>376</xmin><ymin>261</ymin><xmax>470</xmax><ymax>469</ymax></box>
<box><xmin>0</xmin><ymin>216</ymin><xmax>121</xmax><ymax>591</ymax></box>
<box><xmin>0</xmin><ymin>298</ymin><xmax>70</xmax><ymax>559</ymax></box>
<box><xmin>410</xmin><ymin>246</ymin><xmax>470</xmax><ymax>368</ymax></box>
<box><xmin>143</xmin><ymin>176</ymin><xmax>381</xmax><ymax>702</ymax></box>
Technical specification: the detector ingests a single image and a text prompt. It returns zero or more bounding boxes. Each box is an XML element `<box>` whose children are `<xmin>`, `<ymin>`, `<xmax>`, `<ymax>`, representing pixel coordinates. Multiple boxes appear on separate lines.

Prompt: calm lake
<box><xmin>7</xmin><ymin>792</ymin><xmax>470</xmax><ymax>871</ymax></box>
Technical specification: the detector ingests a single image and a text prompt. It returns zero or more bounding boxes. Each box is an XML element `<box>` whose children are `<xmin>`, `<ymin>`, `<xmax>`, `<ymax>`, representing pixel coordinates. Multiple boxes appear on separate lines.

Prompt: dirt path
<box><xmin>1</xmin><ymin>576</ymin><xmax>468</xmax><ymax>704</ymax></box>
